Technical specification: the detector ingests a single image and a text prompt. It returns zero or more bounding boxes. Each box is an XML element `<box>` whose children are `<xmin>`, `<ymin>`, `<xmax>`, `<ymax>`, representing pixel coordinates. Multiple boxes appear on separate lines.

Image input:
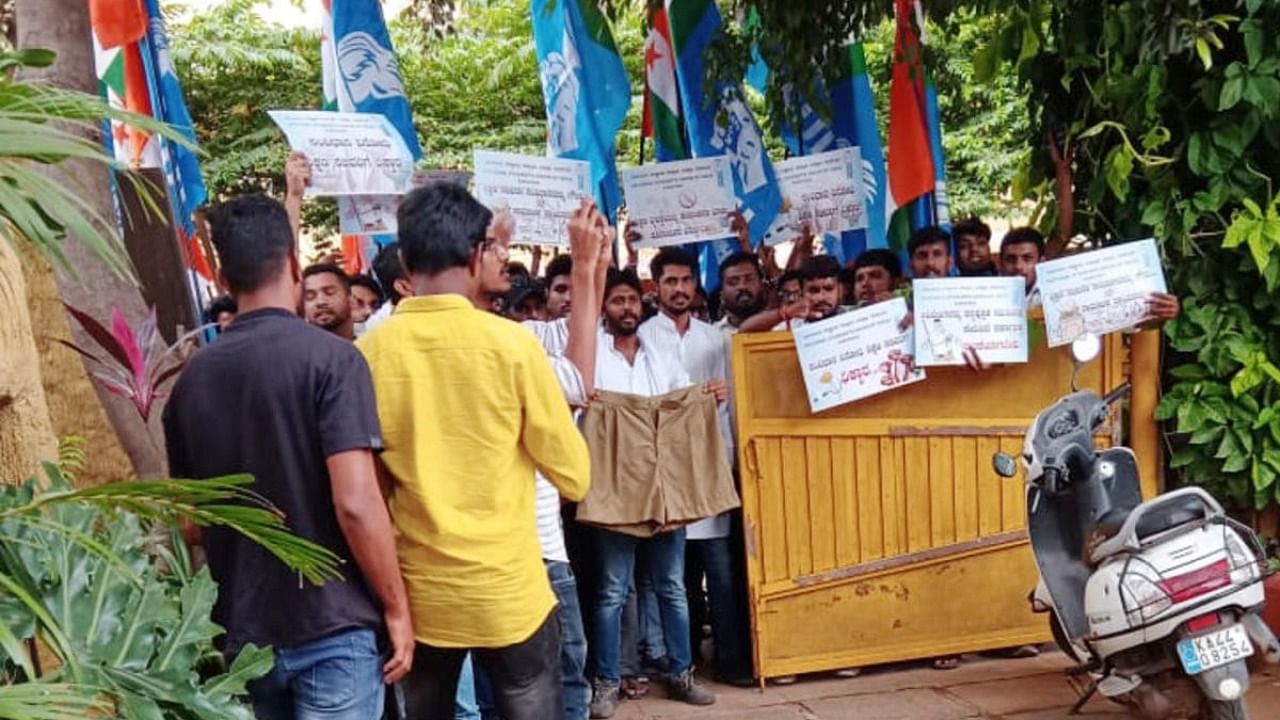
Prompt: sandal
<box><xmin>621</xmin><ymin>677</ymin><xmax>648</xmax><ymax>700</ymax></box>
<box><xmin>931</xmin><ymin>655</ymin><xmax>961</xmax><ymax>670</ymax></box>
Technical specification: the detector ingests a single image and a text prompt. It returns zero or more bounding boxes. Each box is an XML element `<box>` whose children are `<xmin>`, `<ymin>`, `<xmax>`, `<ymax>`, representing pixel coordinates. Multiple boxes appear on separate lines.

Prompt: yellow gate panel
<box><xmin>754</xmin><ymin>536</ymin><xmax>1046</xmax><ymax>676</ymax></box>
<box><xmin>732</xmin><ymin>323</ymin><xmax>1161</xmax><ymax>679</ymax></box>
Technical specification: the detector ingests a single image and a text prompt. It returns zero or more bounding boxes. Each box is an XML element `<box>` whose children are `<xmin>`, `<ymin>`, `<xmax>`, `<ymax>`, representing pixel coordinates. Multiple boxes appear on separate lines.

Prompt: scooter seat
<box><xmin>1134</xmin><ymin>494</ymin><xmax>1208</xmax><ymax>538</ymax></box>
<box><xmin>1094</xmin><ymin>495</ymin><xmax>1208</xmax><ymax>547</ymax></box>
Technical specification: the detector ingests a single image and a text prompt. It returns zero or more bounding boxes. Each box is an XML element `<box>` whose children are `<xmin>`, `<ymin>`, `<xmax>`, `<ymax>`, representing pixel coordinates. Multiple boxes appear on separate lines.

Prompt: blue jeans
<box><xmin>548</xmin><ymin>560</ymin><xmax>590</xmax><ymax>720</ymax></box>
<box><xmin>591</xmin><ymin>528</ymin><xmax>691</xmax><ymax>683</ymax></box>
<box><xmin>686</xmin><ymin>536</ymin><xmax>750</xmax><ymax>679</ymax></box>
<box><xmin>455</xmin><ymin>655</ymin><xmax>480</xmax><ymax>720</ymax></box>
<box><xmin>636</xmin><ymin>573</ymin><xmax>666</xmax><ymax>666</ymax></box>
<box><xmin>250</xmin><ymin>628</ymin><xmax>384</xmax><ymax>720</ymax></box>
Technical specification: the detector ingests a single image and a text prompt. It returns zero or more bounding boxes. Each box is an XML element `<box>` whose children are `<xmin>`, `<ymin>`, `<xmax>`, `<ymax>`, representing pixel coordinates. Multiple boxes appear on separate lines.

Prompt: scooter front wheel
<box><xmin>1202</xmin><ymin>698</ymin><xmax>1249</xmax><ymax>720</ymax></box>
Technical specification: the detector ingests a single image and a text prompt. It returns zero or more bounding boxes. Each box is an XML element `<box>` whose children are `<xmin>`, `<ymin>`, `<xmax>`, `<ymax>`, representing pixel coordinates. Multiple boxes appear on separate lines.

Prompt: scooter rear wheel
<box><xmin>1202</xmin><ymin>698</ymin><xmax>1249</xmax><ymax>720</ymax></box>
<box><xmin>1049</xmin><ymin>610</ymin><xmax>1079</xmax><ymax>662</ymax></box>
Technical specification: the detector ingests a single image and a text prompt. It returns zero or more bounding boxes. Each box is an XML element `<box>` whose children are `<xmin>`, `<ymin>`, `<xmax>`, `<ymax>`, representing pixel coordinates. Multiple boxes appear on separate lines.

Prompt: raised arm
<box><xmin>565</xmin><ymin>200</ymin><xmax>603</xmax><ymax>393</ymax></box>
<box><xmin>284</xmin><ymin>151</ymin><xmax>310</xmax><ymax>241</ymax></box>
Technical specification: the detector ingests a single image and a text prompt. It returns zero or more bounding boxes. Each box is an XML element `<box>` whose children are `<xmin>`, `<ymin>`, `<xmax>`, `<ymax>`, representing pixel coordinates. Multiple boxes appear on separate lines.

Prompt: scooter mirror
<box><xmin>1070</xmin><ymin>333</ymin><xmax>1102</xmax><ymax>366</ymax></box>
<box><xmin>992</xmin><ymin>452</ymin><xmax>1018</xmax><ymax>479</ymax></box>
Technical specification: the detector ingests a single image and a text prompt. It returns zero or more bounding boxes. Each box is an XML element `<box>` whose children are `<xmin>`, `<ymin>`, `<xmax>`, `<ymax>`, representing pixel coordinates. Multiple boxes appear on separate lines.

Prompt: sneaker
<box><xmin>834</xmin><ymin>667</ymin><xmax>862</xmax><ymax>678</ymax></box>
<box><xmin>589</xmin><ymin>679</ymin><xmax>620</xmax><ymax>719</ymax></box>
<box><xmin>667</xmin><ymin>668</ymin><xmax>716</xmax><ymax>706</ymax></box>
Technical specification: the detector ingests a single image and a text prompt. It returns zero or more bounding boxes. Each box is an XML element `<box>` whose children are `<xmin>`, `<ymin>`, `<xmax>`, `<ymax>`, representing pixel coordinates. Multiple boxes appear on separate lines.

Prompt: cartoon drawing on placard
<box><xmin>923</xmin><ymin>316</ymin><xmax>964</xmax><ymax>363</ymax></box>
<box><xmin>1056</xmin><ymin>302</ymin><xmax>1086</xmax><ymax>345</ymax></box>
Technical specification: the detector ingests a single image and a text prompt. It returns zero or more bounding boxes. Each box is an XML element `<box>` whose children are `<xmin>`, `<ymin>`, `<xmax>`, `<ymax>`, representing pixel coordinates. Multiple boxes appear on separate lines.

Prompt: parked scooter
<box><xmin>992</xmin><ymin>334</ymin><xmax>1279</xmax><ymax>720</ymax></box>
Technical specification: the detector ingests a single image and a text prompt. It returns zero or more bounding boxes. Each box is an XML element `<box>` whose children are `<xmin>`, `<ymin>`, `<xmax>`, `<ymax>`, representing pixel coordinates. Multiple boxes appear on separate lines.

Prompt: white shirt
<box><xmin>639</xmin><ymin>312</ymin><xmax>733</xmax><ymax>539</ymax></box>
<box><xmin>363</xmin><ymin>300</ymin><xmax>395</xmax><ymax>333</ymax></box>
<box><xmin>595</xmin><ymin>327</ymin><xmax>690</xmax><ymax>395</ymax></box>
<box><xmin>523</xmin><ymin>318</ymin><xmax>586</xmax><ymax>563</ymax></box>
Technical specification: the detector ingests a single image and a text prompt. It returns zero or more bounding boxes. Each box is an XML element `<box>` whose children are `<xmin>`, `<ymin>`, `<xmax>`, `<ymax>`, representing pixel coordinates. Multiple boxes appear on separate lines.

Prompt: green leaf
<box><xmin>1252</xmin><ymin>458</ymin><xmax>1277</xmax><ymax>492</ymax></box>
<box><xmin>1170</xmin><ymin>364</ymin><xmax>1209</xmax><ymax>380</ymax></box>
<box><xmin>204</xmin><ymin>644</ymin><xmax>274</xmax><ymax>698</ymax></box>
<box><xmin>1220</xmin><ymin>75</ymin><xmax>1244</xmax><ymax>110</ymax></box>
<box><xmin>1244</xmin><ymin>76</ymin><xmax>1280</xmax><ymax>115</ymax></box>
<box><xmin>1189</xmin><ymin>424</ymin><xmax>1225</xmax><ymax>446</ymax></box>
<box><xmin>1177</xmin><ymin>400</ymin><xmax>1208</xmax><ymax>433</ymax></box>
<box><xmin>973</xmin><ymin>40</ymin><xmax>999</xmax><ymax>83</ymax></box>
<box><xmin>1223</xmin><ymin>453</ymin><xmax>1250</xmax><ymax>473</ymax></box>
<box><xmin>1104</xmin><ymin>144</ymin><xmax>1134</xmax><ymax>200</ymax></box>
<box><xmin>1170</xmin><ymin>447</ymin><xmax>1200</xmax><ymax>469</ymax></box>
<box><xmin>1196</xmin><ymin>37</ymin><xmax>1213</xmax><ymax>70</ymax></box>
<box><xmin>1241</xmin><ymin>19</ymin><xmax>1264</xmax><ymax>67</ymax></box>
<box><xmin>152</xmin><ymin>569</ymin><xmax>223</xmax><ymax>673</ymax></box>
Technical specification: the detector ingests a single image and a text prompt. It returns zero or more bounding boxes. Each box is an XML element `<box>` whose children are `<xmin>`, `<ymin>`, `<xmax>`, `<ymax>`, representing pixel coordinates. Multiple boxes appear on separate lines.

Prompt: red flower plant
<box><xmin>57</xmin><ymin>303</ymin><xmax>207</xmax><ymax>423</ymax></box>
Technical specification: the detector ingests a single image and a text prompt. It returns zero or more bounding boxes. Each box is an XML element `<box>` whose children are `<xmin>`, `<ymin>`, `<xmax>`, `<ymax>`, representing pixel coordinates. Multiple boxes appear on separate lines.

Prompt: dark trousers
<box><xmin>685</xmin><ymin>536</ymin><xmax>751</xmax><ymax>679</ymax></box>
<box><xmin>401</xmin><ymin>612</ymin><xmax>563</xmax><ymax>720</ymax></box>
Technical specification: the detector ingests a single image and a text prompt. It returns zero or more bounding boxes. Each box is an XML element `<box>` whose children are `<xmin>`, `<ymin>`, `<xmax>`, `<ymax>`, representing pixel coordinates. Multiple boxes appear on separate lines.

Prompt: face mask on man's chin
<box><xmin>353</xmin><ymin>321</ymin><xmax>367</xmax><ymax>338</ymax></box>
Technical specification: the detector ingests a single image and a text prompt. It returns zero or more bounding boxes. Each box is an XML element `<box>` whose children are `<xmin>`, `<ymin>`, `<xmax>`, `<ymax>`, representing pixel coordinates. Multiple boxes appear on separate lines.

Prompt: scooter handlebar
<box><xmin>1102</xmin><ymin>382</ymin><xmax>1131</xmax><ymax>407</ymax></box>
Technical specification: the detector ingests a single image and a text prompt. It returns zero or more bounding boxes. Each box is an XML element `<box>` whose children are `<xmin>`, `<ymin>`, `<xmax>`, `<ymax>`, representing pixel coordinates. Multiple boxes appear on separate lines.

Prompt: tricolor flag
<box><xmin>643</xmin><ymin>4</ymin><xmax>689</xmax><ymax>163</ymax></box>
<box><xmin>91</xmin><ymin>0</ymin><xmax>212</xmax><ymax>280</ymax></box>
<box><xmin>532</xmin><ymin>0</ymin><xmax>631</xmax><ymax>222</ymax></box>
<box><xmin>662</xmin><ymin>0</ymin><xmax>783</xmax><ymax>292</ymax></box>
<box><xmin>886</xmin><ymin>0</ymin><xmax>936</xmax><ymax>253</ymax></box>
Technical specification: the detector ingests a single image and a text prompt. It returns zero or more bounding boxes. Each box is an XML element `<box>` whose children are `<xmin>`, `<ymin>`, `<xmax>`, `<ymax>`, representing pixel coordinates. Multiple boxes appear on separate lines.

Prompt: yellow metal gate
<box><xmin>731</xmin><ymin>326</ymin><xmax>1161</xmax><ymax>678</ymax></box>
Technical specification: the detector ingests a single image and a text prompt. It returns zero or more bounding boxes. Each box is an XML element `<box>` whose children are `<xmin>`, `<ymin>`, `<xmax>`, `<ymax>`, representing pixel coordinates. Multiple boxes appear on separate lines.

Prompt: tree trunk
<box><xmin>0</xmin><ymin>241</ymin><xmax>56</xmax><ymax>484</ymax></box>
<box><xmin>15</xmin><ymin>0</ymin><xmax>165</xmax><ymax>478</ymax></box>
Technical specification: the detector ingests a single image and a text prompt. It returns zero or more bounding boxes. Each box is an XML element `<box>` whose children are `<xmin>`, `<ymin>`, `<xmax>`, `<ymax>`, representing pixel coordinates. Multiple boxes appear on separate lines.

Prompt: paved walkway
<box><xmin>613</xmin><ymin>652</ymin><xmax>1280</xmax><ymax>719</ymax></box>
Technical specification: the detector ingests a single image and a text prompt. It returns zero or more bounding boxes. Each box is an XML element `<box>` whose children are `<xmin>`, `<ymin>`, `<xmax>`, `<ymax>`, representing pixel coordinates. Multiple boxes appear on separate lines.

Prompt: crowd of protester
<box><xmin>175</xmin><ymin>152</ymin><xmax>1183</xmax><ymax>720</ymax></box>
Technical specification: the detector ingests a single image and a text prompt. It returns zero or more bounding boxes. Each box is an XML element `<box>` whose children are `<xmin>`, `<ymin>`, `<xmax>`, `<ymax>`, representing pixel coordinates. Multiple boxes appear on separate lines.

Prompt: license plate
<box><xmin>1177</xmin><ymin>624</ymin><xmax>1254</xmax><ymax>674</ymax></box>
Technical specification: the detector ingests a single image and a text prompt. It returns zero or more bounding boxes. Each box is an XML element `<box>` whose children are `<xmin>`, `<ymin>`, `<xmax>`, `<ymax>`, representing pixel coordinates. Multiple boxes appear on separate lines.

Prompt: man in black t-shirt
<box><xmin>163</xmin><ymin>194</ymin><xmax>413</xmax><ymax>720</ymax></box>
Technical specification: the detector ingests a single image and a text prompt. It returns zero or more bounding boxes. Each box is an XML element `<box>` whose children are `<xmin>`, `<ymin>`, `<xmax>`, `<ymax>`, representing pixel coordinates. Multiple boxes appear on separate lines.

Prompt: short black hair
<box><xmin>800</xmin><ymin>255</ymin><xmax>841</xmax><ymax>282</ymax></box>
<box><xmin>372</xmin><ymin>242</ymin><xmax>407</xmax><ymax>305</ymax></box>
<box><xmin>544</xmin><ymin>254</ymin><xmax>573</xmax><ymax>284</ymax></box>
<box><xmin>206</xmin><ymin>194</ymin><xmax>294</xmax><ymax>294</ymax></box>
<box><xmin>604</xmin><ymin>267</ymin><xmax>643</xmax><ymax>300</ymax></box>
<box><xmin>397</xmin><ymin>182</ymin><xmax>492</xmax><ymax>275</ymax></box>
<box><xmin>302</xmin><ymin>263</ymin><xmax>351</xmax><ymax>291</ymax></box>
<box><xmin>777</xmin><ymin>269</ymin><xmax>802</xmax><ymax>288</ymax></box>
<box><xmin>506</xmin><ymin>261</ymin><xmax>530</xmax><ymax>279</ymax></box>
<box><xmin>852</xmin><ymin>249</ymin><xmax>903</xmax><ymax>280</ymax></box>
<box><xmin>907</xmin><ymin>226</ymin><xmax>952</xmax><ymax>256</ymax></box>
<box><xmin>952</xmin><ymin>217</ymin><xmax>992</xmax><ymax>241</ymax></box>
<box><xmin>349</xmin><ymin>274</ymin><xmax>384</xmax><ymax>304</ymax></box>
<box><xmin>718</xmin><ymin>251</ymin><xmax>761</xmax><ymax>283</ymax></box>
<box><xmin>650</xmin><ymin>247</ymin><xmax>699</xmax><ymax>284</ymax></box>
<box><xmin>1001</xmin><ymin>226</ymin><xmax>1046</xmax><ymax>256</ymax></box>
<box><xmin>838</xmin><ymin>267</ymin><xmax>856</xmax><ymax>286</ymax></box>
<box><xmin>204</xmin><ymin>294</ymin><xmax>237</xmax><ymax>324</ymax></box>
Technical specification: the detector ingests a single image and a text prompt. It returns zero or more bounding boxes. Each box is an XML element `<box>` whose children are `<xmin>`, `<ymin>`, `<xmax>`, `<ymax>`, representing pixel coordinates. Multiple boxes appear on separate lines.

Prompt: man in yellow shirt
<box><xmin>358</xmin><ymin>183</ymin><xmax>591</xmax><ymax>720</ymax></box>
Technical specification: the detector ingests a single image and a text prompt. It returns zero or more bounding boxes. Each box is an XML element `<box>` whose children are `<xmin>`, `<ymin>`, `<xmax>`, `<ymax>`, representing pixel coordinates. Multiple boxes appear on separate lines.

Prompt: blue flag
<box><xmin>324</xmin><ymin>0</ymin><xmax>422</xmax><ymax>160</ymax></box>
<box><xmin>668</xmin><ymin>0</ymin><xmax>783</xmax><ymax>292</ymax></box>
<box><xmin>142</xmin><ymin>0</ymin><xmax>207</xmax><ymax>250</ymax></box>
<box><xmin>532</xmin><ymin>0</ymin><xmax>631</xmax><ymax>222</ymax></box>
<box><xmin>749</xmin><ymin>41</ymin><xmax>889</xmax><ymax>265</ymax></box>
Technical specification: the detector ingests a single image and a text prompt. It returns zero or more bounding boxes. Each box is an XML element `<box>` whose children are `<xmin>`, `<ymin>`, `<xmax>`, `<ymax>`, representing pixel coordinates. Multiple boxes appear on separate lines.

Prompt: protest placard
<box><xmin>912</xmin><ymin>277</ymin><xmax>1028</xmax><ymax>366</ymax></box>
<box><xmin>413</xmin><ymin>169</ymin><xmax>472</xmax><ymax>188</ymax></box>
<box><xmin>337</xmin><ymin>171</ymin><xmax>472</xmax><ymax>236</ymax></box>
<box><xmin>773</xmin><ymin>148</ymin><xmax>867</xmax><ymax>236</ymax></box>
<box><xmin>338</xmin><ymin>196</ymin><xmax>397</xmax><ymax>236</ymax></box>
<box><xmin>1037</xmin><ymin>238</ymin><xmax>1168</xmax><ymax>347</ymax></box>
<box><xmin>472</xmin><ymin>150</ymin><xmax>591</xmax><ymax>246</ymax></box>
<box><xmin>793</xmin><ymin>298</ymin><xmax>926</xmax><ymax>413</ymax></box>
<box><xmin>268</xmin><ymin>110</ymin><xmax>413</xmax><ymax>196</ymax></box>
<box><xmin>621</xmin><ymin>157</ymin><xmax>738</xmax><ymax>248</ymax></box>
